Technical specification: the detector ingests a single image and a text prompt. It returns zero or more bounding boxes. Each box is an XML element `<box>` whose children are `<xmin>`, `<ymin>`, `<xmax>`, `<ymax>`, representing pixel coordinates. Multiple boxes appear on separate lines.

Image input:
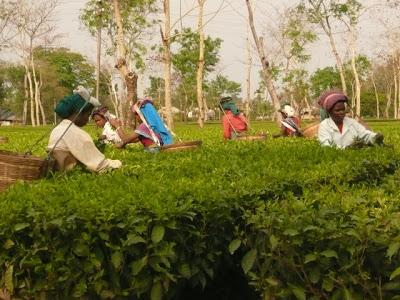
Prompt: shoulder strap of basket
<box><xmin>219</xmin><ymin>103</ymin><xmax>238</xmax><ymax>136</ymax></box>
<box><xmin>46</xmin><ymin>102</ymin><xmax>91</xmax><ymax>159</ymax></box>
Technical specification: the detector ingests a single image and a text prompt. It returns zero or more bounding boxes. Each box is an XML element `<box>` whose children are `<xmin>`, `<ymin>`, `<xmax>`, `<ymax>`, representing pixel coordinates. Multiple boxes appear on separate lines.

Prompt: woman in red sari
<box><xmin>220</xmin><ymin>97</ymin><xmax>248</xmax><ymax>140</ymax></box>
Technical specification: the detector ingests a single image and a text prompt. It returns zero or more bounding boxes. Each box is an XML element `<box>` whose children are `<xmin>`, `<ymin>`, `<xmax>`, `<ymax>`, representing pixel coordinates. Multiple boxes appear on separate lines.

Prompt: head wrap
<box><xmin>220</xmin><ymin>96</ymin><xmax>239</xmax><ymax>115</ymax></box>
<box><xmin>318</xmin><ymin>90</ymin><xmax>348</xmax><ymax>112</ymax></box>
<box><xmin>221</xmin><ymin>102</ymin><xmax>240</xmax><ymax>115</ymax></box>
<box><xmin>279</xmin><ymin>105</ymin><xmax>295</xmax><ymax>117</ymax></box>
<box><xmin>92</xmin><ymin>106</ymin><xmax>109</xmax><ymax>118</ymax></box>
<box><xmin>55</xmin><ymin>94</ymin><xmax>93</xmax><ymax>119</ymax></box>
<box><xmin>73</xmin><ymin>85</ymin><xmax>101</xmax><ymax>107</ymax></box>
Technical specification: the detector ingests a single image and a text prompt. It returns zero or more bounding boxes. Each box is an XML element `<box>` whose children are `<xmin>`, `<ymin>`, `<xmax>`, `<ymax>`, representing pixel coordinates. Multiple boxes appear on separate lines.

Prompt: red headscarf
<box><xmin>318</xmin><ymin>90</ymin><xmax>348</xmax><ymax>111</ymax></box>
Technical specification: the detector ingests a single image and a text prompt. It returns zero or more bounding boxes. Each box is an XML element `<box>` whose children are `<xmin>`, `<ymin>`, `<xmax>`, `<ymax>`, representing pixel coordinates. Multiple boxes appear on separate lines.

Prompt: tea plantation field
<box><xmin>1</xmin><ymin>121</ymin><xmax>400</xmax><ymax>299</ymax></box>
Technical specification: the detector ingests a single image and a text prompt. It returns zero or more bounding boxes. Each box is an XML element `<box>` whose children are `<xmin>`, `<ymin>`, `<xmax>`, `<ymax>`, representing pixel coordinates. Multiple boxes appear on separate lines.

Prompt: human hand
<box><xmin>374</xmin><ymin>133</ymin><xmax>384</xmax><ymax>145</ymax></box>
<box><xmin>109</xmin><ymin>118</ymin><xmax>121</xmax><ymax>129</ymax></box>
<box><xmin>349</xmin><ymin>137</ymin><xmax>366</xmax><ymax>149</ymax></box>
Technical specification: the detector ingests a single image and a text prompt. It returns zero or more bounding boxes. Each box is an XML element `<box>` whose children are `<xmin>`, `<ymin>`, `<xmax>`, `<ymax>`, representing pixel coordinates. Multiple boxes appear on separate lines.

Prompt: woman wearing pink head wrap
<box><xmin>318</xmin><ymin>90</ymin><xmax>383</xmax><ymax>148</ymax></box>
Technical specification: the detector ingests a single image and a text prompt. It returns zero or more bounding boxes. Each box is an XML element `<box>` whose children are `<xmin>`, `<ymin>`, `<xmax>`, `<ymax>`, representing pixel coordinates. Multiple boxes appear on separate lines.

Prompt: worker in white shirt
<box><xmin>47</xmin><ymin>87</ymin><xmax>122</xmax><ymax>172</ymax></box>
<box><xmin>92</xmin><ymin>106</ymin><xmax>123</xmax><ymax>146</ymax></box>
<box><xmin>318</xmin><ymin>90</ymin><xmax>383</xmax><ymax>149</ymax></box>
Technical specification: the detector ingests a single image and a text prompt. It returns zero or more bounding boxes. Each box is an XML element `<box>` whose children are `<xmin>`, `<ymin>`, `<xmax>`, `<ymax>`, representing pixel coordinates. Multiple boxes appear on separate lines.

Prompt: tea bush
<box><xmin>0</xmin><ymin>121</ymin><xmax>400</xmax><ymax>299</ymax></box>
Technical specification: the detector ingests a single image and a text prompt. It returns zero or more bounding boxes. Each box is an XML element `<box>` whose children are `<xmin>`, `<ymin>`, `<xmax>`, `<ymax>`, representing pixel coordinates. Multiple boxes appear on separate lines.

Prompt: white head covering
<box><xmin>73</xmin><ymin>85</ymin><xmax>101</xmax><ymax>107</ymax></box>
<box><xmin>281</xmin><ymin>105</ymin><xmax>295</xmax><ymax>117</ymax></box>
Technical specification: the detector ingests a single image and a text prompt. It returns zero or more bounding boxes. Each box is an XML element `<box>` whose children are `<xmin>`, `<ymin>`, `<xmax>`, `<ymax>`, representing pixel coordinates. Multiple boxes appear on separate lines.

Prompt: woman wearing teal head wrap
<box><xmin>219</xmin><ymin>97</ymin><xmax>248</xmax><ymax>140</ymax></box>
<box><xmin>48</xmin><ymin>88</ymin><xmax>122</xmax><ymax>172</ymax></box>
<box><xmin>221</xmin><ymin>101</ymin><xmax>240</xmax><ymax>116</ymax></box>
<box><xmin>55</xmin><ymin>94</ymin><xmax>93</xmax><ymax>125</ymax></box>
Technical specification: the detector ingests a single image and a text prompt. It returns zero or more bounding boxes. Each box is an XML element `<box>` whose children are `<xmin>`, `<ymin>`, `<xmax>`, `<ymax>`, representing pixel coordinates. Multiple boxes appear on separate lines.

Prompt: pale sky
<box><xmin>34</xmin><ymin>0</ymin><xmax>400</xmax><ymax>97</ymax></box>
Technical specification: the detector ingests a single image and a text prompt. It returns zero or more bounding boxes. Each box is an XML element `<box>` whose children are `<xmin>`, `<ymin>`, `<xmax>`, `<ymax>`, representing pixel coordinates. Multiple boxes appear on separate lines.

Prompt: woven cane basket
<box><xmin>160</xmin><ymin>140</ymin><xmax>202</xmax><ymax>152</ymax></box>
<box><xmin>0</xmin><ymin>150</ymin><xmax>55</xmax><ymax>191</ymax></box>
<box><xmin>302</xmin><ymin>123</ymin><xmax>320</xmax><ymax>138</ymax></box>
<box><xmin>236</xmin><ymin>134</ymin><xmax>267</xmax><ymax>141</ymax></box>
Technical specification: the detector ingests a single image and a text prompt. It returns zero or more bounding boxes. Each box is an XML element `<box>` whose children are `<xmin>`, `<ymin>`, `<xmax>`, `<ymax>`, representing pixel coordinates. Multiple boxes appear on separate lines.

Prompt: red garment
<box><xmin>139</xmin><ymin>136</ymin><xmax>155</xmax><ymax>147</ymax></box>
<box><xmin>136</xmin><ymin>123</ymin><xmax>162</xmax><ymax>147</ymax></box>
<box><xmin>337</xmin><ymin>122</ymin><xmax>343</xmax><ymax>134</ymax></box>
<box><xmin>283</xmin><ymin>116</ymin><xmax>301</xmax><ymax>136</ymax></box>
<box><xmin>222</xmin><ymin>111</ymin><xmax>248</xmax><ymax>139</ymax></box>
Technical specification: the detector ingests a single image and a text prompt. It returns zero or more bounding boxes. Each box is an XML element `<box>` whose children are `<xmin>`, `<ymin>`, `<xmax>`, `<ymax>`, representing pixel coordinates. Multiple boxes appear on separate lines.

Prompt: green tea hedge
<box><xmin>0</xmin><ymin>122</ymin><xmax>400</xmax><ymax>299</ymax></box>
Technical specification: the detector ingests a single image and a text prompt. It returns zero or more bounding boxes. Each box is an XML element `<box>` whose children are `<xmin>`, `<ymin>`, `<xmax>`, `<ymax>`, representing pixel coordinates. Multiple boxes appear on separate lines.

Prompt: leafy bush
<box><xmin>0</xmin><ymin>121</ymin><xmax>399</xmax><ymax>299</ymax></box>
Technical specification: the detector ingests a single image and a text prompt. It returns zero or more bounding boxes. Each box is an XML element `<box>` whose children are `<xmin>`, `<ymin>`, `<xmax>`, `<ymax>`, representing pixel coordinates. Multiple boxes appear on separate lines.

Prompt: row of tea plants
<box><xmin>0</xmin><ymin>121</ymin><xmax>400</xmax><ymax>299</ymax></box>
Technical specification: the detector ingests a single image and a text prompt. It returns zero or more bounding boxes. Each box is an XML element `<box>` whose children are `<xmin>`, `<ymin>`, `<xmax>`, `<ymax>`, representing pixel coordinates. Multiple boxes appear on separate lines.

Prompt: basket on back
<box><xmin>0</xmin><ymin>150</ymin><xmax>55</xmax><ymax>191</ymax></box>
<box><xmin>302</xmin><ymin>123</ymin><xmax>320</xmax><ymax>138</ymax></box>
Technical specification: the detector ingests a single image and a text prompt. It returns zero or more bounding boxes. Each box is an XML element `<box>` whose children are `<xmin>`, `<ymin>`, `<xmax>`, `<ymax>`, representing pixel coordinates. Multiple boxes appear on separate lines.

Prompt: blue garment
<box><xmin>140</xmin><ymin>103</ymin><xmax>173</xmax><ymax>145</ymax></box>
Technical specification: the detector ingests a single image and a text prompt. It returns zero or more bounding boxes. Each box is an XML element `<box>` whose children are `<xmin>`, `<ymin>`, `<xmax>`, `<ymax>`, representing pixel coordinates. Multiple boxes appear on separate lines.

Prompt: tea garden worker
<box><xmin>106</xmin><ymin>98</ymin><xmax>173</xmax><ymax>151</ymax></box>
<box><xmin>220</xmin><ymin>96</ymin><xmax>248</xmax><ymax>140</ymax></box>
<box><xmin>318</xmin><ymin>91</ymin><xmax>384</xmax><ymax>149</ymax></box>
<box><xmin>92</xmin><ymin>106</ymin><xmax>123</xmax><ymax>147</ymax></box>
<box><xmin>273</xmin><ymin>104</ymin><xmax>302</xmax><ymax>138</ymax></box>
<box><xmin>47</xmin><ymin>87</ymin><xmax>122</xmax><ymax>172</ymax></box>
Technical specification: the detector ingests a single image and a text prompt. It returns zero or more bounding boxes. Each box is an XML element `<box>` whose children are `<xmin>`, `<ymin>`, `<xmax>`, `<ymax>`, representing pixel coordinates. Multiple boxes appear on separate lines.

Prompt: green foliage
<box><xmin>283</xmin><ymin>7</ymin><xmax>317</xmax><ymax>64</ymax></box>
<box><xmin>205</xmin><ymin>75</ymin><xmax>241</xmax><ymax>108</ymax></box>
<box><xmin>310</xmin><ymin>66</ymin><xmax>342</xmax><ymax>98</ymax></box>
<box><xmin>0</xmin><ymin>122</ymin><xmax>400</xmax><ymax>299</ymax></box>
<box><xmin>0</xmin><ymin>62</ymin><xmax>25</xmax><ymax>116</ymax></box>
<box><xmin>172</xmin><ymin>28</ymin><xmax>222</xmax><ymax>79</ymax></box>
<box><xmin>80</xmin><ymin>0</ymin><xmax>159</xmax><ymax>72</ymax></box>
<box><xmin>34</xmin><ymin>47</ymin><xmax>96</xmax><ymax>91</ymax></box>
<box><xmin>170</xmin><ymin>27</ymin><xmax>222</xmax><ymax>111</ymax></box>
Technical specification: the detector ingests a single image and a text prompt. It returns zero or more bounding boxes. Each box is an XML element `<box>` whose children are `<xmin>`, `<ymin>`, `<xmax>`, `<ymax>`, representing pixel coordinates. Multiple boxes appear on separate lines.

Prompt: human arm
<box><xmin>222</xmin><ymin>116</ymin><xmax>231</xmax><ymax>140</ymax></box>
<box><xmin>350</xmin><ymin>119</ymin><xmax>379</xmax><ymax>145</ymax></box>
<box><xmin>107</xmin><ymin>118</ymin><xmax>139</xmax><ymax>146</ymax></box>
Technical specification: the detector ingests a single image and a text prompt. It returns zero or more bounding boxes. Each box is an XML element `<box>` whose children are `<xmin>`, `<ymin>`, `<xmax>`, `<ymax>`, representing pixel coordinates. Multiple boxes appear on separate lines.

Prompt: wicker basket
<box><xmin>0</xmin><ymin>136</ymin><xmax>8</xmax><ymax>144</ymax></box>
<box><xmin>0</xmin><ymin>150</ymin><xmax>55</xmax><ymax>192</ymax></box>
<box><xmin>160</xmin><ymin>140</ymin><xmax>202</xmax><ymax>152</ymax></box>
<box><xmin>302</xmin><ymin>123</ymin><xmax>320</xmax><ymax>138</ymax></box>
<box><xmin>236</xmin><ymin>134</ymin><xmax>267</xmax><ymax>141</ymax></box>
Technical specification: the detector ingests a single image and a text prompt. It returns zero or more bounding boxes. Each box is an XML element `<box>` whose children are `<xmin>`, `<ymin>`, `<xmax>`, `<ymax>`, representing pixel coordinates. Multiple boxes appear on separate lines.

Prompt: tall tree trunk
<box><xmin>348</xmin><ymin>27</ymin><xmax>361</xmax><ymax>117</ymax></box>
<box><xmin>23</xmin><ymin>74</ymin><xmax>28</xmax><ymax>125</ymax></box>
<box><xmin>385</xmin><ymin>87</ymin><xmax>392</xmax><ymax>119</ymax></box>
<box><xmin>38</xmin><ymin>72</ymin><xmax>46</xmax><ymax>124</ymax></box>
<box><xmin>392</xmin><ymin>54</ymin><xmax>399</xmax><ymax>119</ymax></box>
<box><xmin>110</xmin><ymin>78</ymin><xmax>121</xmax><ymax>119</ymax></box>
<box><xmin>307</xmin><ymin>0</ymin><xmax>347</xmax><ymax>93</ymax></box>
<box><xmin>196</xmin><ymin>0</ymin><xmax>206</xmax><ymax>128</ymax></box>
<box><xmin>96</xmin><ymin>1</ymin><xmax>102</xmax><ymax>100</ymax></box>
<box><xmin>397</xmin><ymin>60</ymin><xmax>400</xmax><ymax>118</ymax></box>
<box><xmin>112</xmin><ymin>0</ymin><xmax>138</xmax><ymax>128</ymax></box>
<box><xmin>245</xmin><ymin>0</ymin><xmax>281</xmax><ymax>124</ymax></box>
<box><xmin>245</xmin><ymin>32</ymin><xmax>251</xmax><ymax>123</ymax></box>
<box><xmin>162</xmin><ymin>0</ymin><xmax>173</xmax><ymax>129</ymax></box>
<box><xmin>371</xmin><ymin>72</ymin><xmax>380</xmax><ymax>119</ymax></box>
<box><xmin>325</xmin><ymin>28</ymin><xmax>347</xmax><ymax>95</ymax></box>
<box><xmin>30</xmin><ymin>49</ymin><xmax>41</xmax><ymax>125</ymax></box>
<box><xmin>24</xmin><ymin>63</ymin><xmax>35</xmax><ymax>126</ymax></box>
<box><xmin>394</xmin><ymin>70</ymin><xmax>398</xmax><ymax>119</ymax></box>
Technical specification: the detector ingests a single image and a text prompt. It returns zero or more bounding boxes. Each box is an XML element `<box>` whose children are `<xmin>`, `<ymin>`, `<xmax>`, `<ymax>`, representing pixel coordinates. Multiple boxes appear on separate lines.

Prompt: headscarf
<box><xmin>279</xmin><ymin>105</ymin><xmax>295</xmax><ymax>117</ymax></box>
<box><xmin>220</xmin><ymin>96</ymin><xmax>240</xmax><ymax>116</ymax></box>
<box><xmin>73</xmin><ymin>86</ymin><xmax>101</xmax><ymax>107</ymax></box>
<box><xmin>221</xmin><ymin>102</ymin><xmax>240</xmax><ymax>115</ymax></box>
<box><xmin>55</xmin><ymin>94</ymin><xmax>93</xmax><ymax>119</ymax></box>
<box><xmin>318</xmin><ymin>90</ymin><xmax>348</xmax><ymax>112</ymax></box>
<box><xmin>92</xmin><ymin>106</ymin><xmax>109</xmax><ymax>118</ymax></box>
